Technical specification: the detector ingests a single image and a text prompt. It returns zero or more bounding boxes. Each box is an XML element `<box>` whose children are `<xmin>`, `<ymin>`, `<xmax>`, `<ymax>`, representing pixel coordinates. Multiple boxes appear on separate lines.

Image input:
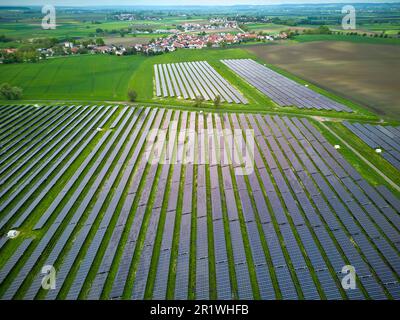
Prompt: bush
<box><xmin>213</xmin><ymin>95</ymin><xmax>221</xmax><ymax>107</ymax></box>
<box><xmin>0</xmin><ymin>83</ymin><xmax>23</xmax><ymax>100</ymax></box>
<box><xmin>128</xmin><ymin>89</ymin><xmax>137</xmax><ymax>102</ymax></box>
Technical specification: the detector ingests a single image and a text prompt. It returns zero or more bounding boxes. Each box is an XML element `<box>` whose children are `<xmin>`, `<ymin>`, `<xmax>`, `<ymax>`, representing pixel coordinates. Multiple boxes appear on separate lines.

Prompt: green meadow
<box><xmin>0</xmin><ymin>54</ymin><xmax>147</xmax><ymax>101</ymax></box>
<box><xmin>0</xmin><ymin>48</ymin><xmax>258</xmax><ymax>102</ymax></box>
<box><xmin>293</xmin><ymin>34</ymin><xmax>400</xmax><ymax>45</ymax></box>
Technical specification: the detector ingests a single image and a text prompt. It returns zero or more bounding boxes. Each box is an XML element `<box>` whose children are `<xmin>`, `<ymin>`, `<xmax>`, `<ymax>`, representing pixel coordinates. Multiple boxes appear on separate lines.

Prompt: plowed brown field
<box><xmin>247</xmin><ymin>41</ymin><xmax>400</xmax><ymax>120</ymax></box>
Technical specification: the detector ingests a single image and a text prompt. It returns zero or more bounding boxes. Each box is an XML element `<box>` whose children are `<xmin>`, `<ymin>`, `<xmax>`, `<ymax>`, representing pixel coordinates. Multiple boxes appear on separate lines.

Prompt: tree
<box><xmin>1</xmin><ymin>52</ymin><xmax>22</xmax><ymax>64</ymax></box>
<box><xmin>194</xmin><ymin>95</ymin><xmax>204</xmax><ymax>108</ymax></box>
<box><xmin>213</xmin><ymin>95</ymin><xmax>221</xmax><ymax>107</ymax></box>
<box><xmin>128</xmin><ymin>89</ymin><xmax>137</xmax><ymax>102</ymax></box>
<box><xmin>0</xmin><ymin>83</ymin><xmax>23</xmax><ymax>100</ymax></box>
<box><xmin>95</xmin><ymin>38</ymin><xmax>105</xmax><ymax>46</ymax></box>
<box><xmin>0</xmin><ymin>34</ymin><xmax>13</xmax><ymax>42</ymax></box>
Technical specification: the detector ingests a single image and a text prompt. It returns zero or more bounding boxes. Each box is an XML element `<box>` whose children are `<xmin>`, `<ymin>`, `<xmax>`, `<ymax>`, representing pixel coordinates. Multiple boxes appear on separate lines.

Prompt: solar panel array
<box><xmin>154</xmin><ymin>61</ymin><xmax>248</xmax><ymax>104</ymax></box>
<box><xmin>343</xmin><ymin>121</ymin><xmax>400</xmax><ymax>170</ymax></box>
<box><xmin>221</xmin><ymin>59</ymin><xmax>353</xmax><ymax>113</ymax></box>
<box><xmin>0</xmin><ymin>104</ymin><xmax>399</xmax><ymax>300</ymax></box>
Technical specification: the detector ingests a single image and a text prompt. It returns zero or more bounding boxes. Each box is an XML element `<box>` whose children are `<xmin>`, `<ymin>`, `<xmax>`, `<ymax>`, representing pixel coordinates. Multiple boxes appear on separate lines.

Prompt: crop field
<box><xmin>247</xmin><ymin>41</ymin><xmax>400</xmax><ymax>120</ymax></box>
<box><xmin>328</xmin><ymin>23</ymin><xmax>400</xmax><ymax>36</ymax></box>
<box><xmin>103</xmin><ymin>36</ymin><xmax>152</xmax><ymax>46</ymax></box>
<box><xmin>0</xmin><ymin>104</ymin><xmax>399</xmax><ymax>300</ymax></box>
<box><xmin>293</xmin><ymin>34</ymin><xmax>400</xmax><ymax>46</ymax></box>
<box><xmin>245</xmin><ymin>23</ymin><xmax>314</xmax><ymax>34</ymax></box>
<box><xmin>0</xmin><ymin>17</ymin><xmax>193</xmax><ymax>40</ymax></box>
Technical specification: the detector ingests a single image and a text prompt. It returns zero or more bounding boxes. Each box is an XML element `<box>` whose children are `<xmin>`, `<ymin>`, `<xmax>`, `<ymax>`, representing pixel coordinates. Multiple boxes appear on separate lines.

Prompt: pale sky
<box><xmin>1</xmin><ymin>0</ymin><xmax>399</xmax><ymax>6</ymax></box>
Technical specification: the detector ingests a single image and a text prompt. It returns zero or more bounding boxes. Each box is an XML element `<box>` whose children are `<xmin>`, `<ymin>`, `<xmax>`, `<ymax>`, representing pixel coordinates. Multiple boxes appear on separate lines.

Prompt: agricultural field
<box><xmin>247</xmin><ymin>41</ymin><xmax>400</xmax><ymax>120</ymax></box>
<box><xmin>328</xmin><ymin>23</ymin><xmax>400</xmax><ymax>36</ymax></box>
<box><xmin>103</xmin><ymin>36</ymin><xmax>153</xmax><ymax>46</ymax></box>
<box><xmin>293</xmin><ymin>34</ymin><xmax>400</xmax><ymax>45</ymax></box>
<box><xmin>0</xmin><ymin>104</ymin><xmax>399</xmax><ymax>300</ymax></box>
<box><xmin>0</xmin><ymin>48</ymin><xmax>379</xmax><ymax>120</ymax></box>
<box><xmin>0</xmin><ymin>16</ymin><xmax>195</xmax><ymax>40</ymax></box>
<box><xmin>245</xmin><ymin>22</ymin><xmax>315</xmax><ymax>34</ymax></box>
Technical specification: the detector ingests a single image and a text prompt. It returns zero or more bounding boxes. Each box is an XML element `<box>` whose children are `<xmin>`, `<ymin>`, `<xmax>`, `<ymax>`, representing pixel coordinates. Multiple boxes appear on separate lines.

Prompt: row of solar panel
<box><xmin>343</xmin><ymin>121</ymin><xmax>400</xmax><ymax>170</ymax></box>
<box><xmin>154</xmin><ymin>61</ymin><xmax>248</xmax><ymax>104</ymax></box>
<box><xmin>1</xmin><ymin>105</ymin><xmax>399</xmax><ymax>300</ymax></box>
<box><xmin>0</xmin><ymin>105</ymin><xmax>75</xmax><ymax>173</ymax></box>
<box><xmin>0</xmin><ymin>104</ymin><xmax>39</xmax><ymax>134</ymax></box>
<box><xmin>0</xmin><ymin>106</ymin><xmax>141</xmax><ymax>299</ymax></box>
<box><xmin>221</xmin><ymin>59</ymin><xmax>352</xmax><ymax>113</ymax></box>
<box><xmin>0</xmin><ymin>106</ymin><xmax>116</xmax><ymax>231</ymax></box>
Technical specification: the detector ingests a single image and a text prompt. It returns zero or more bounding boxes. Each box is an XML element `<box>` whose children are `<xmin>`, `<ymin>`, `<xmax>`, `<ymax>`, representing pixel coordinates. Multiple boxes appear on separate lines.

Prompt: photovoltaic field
<box><xmin>0</xmin><ymin>104</ymin><xmax>399</xmax><ymax>300</ymax></box>
<box><xmin>221</xmin><ymin>59</ymin><xmax>353</xmax><ymax>112</ymax></box>
<box><xmin>154</xmin><ymin>61</ymin><xmax>248</xmax><ymax>104</ymax></box>
<box><xmin>343</xmin><ymin>122</ymin><xmax>400</xmax><ymax>171</ymax></box>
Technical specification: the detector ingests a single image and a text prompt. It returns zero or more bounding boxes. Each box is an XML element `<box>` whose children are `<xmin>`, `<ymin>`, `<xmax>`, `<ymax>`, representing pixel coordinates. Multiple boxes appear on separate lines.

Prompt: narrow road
<box><xmin>318</xmin><ymin>121</ymin><xmax>400</xmax><ymax>193</ymax></box>
<box><xmin>236</xmin><ymin>25</ymin><xmax>245</xmax><ymax>33</ymax></box>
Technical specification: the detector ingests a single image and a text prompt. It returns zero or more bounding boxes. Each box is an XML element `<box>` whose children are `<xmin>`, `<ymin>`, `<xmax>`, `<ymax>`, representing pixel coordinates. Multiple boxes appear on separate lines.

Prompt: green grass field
<box><xmin>329</xmin><ymin>23</ymin><xmax>400</xmax><ymax>35</ymax></box>
<box><xmin>0</xmin><ymin>54</ymin><xmax>148</xmax><ymax>100</ymax></box>
<box><xmin>0</xmin><ymin>49</ymin><xmax>257</xmax><ymax>101</ymax></box>
<box><xmin>0</xmin><ymin>18</ymin><xmax>188</xmax><ymax>40</ymax></box>
<box><xmin>294</xmin><ymin>34</ymin><xmax>400</xmax><ymax>45</ymax></box>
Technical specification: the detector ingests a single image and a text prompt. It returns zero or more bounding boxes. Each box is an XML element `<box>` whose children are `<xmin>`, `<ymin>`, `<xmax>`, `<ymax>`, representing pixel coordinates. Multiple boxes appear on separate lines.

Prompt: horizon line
<box><xmin>1</xmin><ymin>2</ymin><xmax>400</xmax><ymax>8</ymax></box>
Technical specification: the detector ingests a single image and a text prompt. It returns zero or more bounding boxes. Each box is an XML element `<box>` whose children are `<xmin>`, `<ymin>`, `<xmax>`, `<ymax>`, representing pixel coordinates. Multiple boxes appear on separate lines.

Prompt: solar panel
<box><xmin>215</xmin><ymin>261</ymin><xmax>232</xmax><ymax>299</ymax></box>
<box><xmin>152</xmin><ymin>249</ymin><xmax>172</xmax><ymax>299</ymax></box>
<box><xmin>175</xmin><ymin>253</ymin><xmax>190</xmax><ymax>299</ymax></box>
<box><xmin>221</xmin><ymin>59</ymin><xmax>352</xmax><ymax>112</ymax></box>
<box><xmin>0</xmin><ymin>239</ymin><xmax>32</xmax><ymax>283</ymax></box>
<box><xmin>235</xmin><ymin>262</ymin><xmax>253</xmax><ymax>299</ymax></box>
<box><xmin>12</xmin><ymin>107</ymin><xmax>116</xmax><ymax>229</ymax></box>
<box><xmin>196</xmin><ymin>257</ymin><xmax>209</xmax><ymax>299</ymax></box>
<box><xmin>376</xmin><ymin>185</ymin><xmax>400</xmax><ymax>213</ymax></box>
<box><xmin>154</xmin><ymin>64</ymin><xmax>162</xmax><ymax>97</ymax></box>
<box><xmin>152</xmin><ymin>61</ymin><xmax>247</xmax><ymax>104</ymax></box>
